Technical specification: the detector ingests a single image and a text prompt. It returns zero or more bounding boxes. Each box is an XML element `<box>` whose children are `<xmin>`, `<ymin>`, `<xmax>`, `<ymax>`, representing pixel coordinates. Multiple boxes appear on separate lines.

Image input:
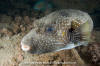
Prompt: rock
<box><xmin>88</xmin><ymin>43</ymin><xmax>100</xmax><ymax>65</ymax></box>
<box><xmin>13</xmin><ymin>23</ymin><xmax>21</xmax><ymax>34</ymax></box>
<box><xmin>23</xmin><ymin>16</ymin><xmax>30</xmax><ymax>24</ymax></box>
<box><xmin>1</xmin><ymin>28</ymin><xmax>14</xmax><ymax>36</ymax></box>
<box><xmin>0</xmin><ymin>15</ymin><xmax>12</xmax><ymax>23</ymax></box>
<box><xmin>20</xmin><ymin>25</ymin><xmax>26</xmax><ymax>32</ymax></box>
<box><xmin>76</xmin><ymin>42</ymin><xmax>100</xmax><ymax>66</ymax></box>
<box><xmin>0</xmin><ymin>34</ymin><xmax>2</xmax><ymax>37</ymax></box>
<box><xmin>15</xmin><ymin>16</ymin><xmax>22</xmax><ymax>23</ymax></box>
<box><xmin>17</xmin><ymin>54</ymin><xmax>24</xmax><ymax>63</ymax></box>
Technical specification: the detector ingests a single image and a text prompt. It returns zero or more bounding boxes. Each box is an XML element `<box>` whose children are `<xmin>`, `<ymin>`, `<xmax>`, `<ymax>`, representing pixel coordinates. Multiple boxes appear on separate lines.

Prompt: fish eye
<box><xmin>46</xmin><ymin>27</ymin><xmax>54</xmax><ymax>32</ymax></box>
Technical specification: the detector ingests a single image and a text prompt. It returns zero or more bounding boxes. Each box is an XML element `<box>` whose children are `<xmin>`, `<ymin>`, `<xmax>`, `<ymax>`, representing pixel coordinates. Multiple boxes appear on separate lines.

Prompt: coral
<box><xmin>88</xmin><ymin>43</ymin><xmax>100</xmax><ymax>65</ymax></box>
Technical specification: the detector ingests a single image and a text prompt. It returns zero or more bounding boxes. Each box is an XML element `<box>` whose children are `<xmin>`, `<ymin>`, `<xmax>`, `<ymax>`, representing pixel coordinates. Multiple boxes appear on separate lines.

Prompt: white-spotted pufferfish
<box><xmin>21</xmin><ymin>9</ymin><xmax>93</xmax><ymax>54</ymax></box>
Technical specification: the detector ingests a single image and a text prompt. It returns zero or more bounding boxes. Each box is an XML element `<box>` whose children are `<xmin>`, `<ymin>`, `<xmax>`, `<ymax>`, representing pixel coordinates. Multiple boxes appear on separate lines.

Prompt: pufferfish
<box><xmin>21</xmin><ymin>9</ymin><xmax>93</xmax><ymax>54</ymax></box>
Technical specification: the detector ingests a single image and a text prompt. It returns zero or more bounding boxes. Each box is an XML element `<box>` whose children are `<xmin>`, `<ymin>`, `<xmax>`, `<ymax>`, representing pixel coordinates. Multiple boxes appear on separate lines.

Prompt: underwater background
<box><xmin>0</xmin><ymin>0</ymin><xmax>100</xmax><ymax>27</ymax></box>
<box><xmin>0</xmin><ymin>0</ymin><xmax>100</xmax><ymax>66</ymax></box>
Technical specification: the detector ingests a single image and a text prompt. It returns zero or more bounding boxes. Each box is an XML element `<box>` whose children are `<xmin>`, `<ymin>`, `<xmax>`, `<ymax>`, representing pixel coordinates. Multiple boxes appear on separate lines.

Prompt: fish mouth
<box><xmin>21</xmin><ymin>42</ymin><xmax>31</xmax><ymax>52</ymax></box>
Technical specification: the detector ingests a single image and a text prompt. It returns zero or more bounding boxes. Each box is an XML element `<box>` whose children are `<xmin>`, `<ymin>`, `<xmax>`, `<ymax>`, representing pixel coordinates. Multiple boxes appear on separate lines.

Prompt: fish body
<box><xmin>21</xmin><ymin>9</ymin><xmax>93</xmax><ymax>54</ymax></box>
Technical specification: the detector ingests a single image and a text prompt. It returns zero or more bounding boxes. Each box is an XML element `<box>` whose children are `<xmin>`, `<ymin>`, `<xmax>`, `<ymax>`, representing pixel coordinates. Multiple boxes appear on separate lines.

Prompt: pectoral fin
<box><xmin>55</xmin><ymin>42</ymin><xmax>76</xmax><ymax>51</ymax></box>
<box><xmin>55</xmin><ymin>41</ymin><xmax>88</xmax><ymax>51</ymax></box>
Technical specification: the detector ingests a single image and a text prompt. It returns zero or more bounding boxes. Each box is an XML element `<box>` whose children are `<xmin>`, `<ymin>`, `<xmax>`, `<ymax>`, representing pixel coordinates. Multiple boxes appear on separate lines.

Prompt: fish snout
<box><xmin>21</xmin><ymin>41</ymin><xmax>31</xmax><ymax>52</ymax></box>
